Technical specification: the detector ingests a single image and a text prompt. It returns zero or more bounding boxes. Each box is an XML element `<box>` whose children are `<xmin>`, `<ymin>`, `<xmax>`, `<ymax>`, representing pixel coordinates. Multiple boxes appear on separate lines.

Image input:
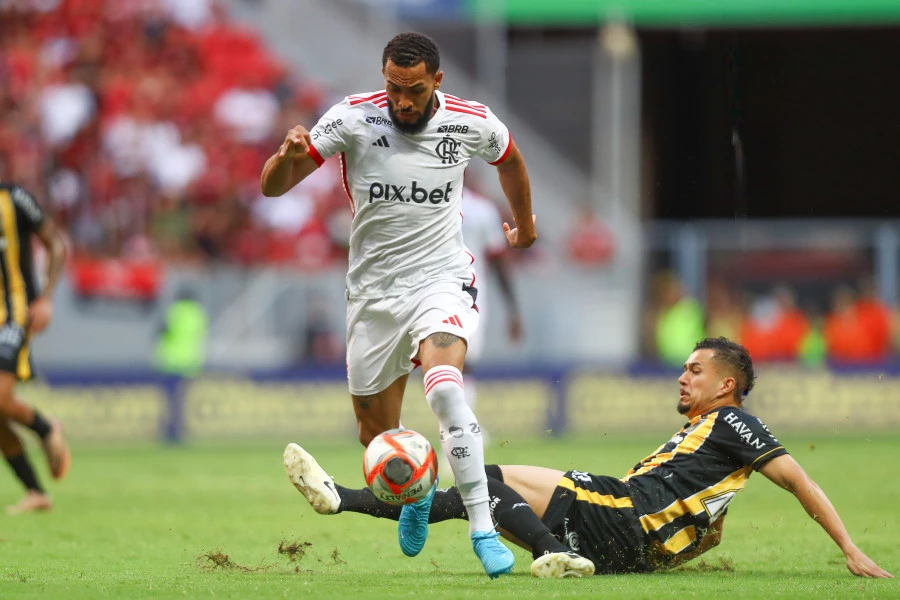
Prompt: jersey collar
<box><xmin>432</xmin><ymin>89</ymin><xmax>445</xmax><ymax>119</ymax></box>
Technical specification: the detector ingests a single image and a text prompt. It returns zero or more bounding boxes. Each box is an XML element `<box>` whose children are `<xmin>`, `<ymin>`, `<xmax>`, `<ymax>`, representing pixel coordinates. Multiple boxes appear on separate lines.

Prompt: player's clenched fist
<box><xmin>278</xmin><ymin>126</ymin><xmax>312</xmax><ymax>159</ymax></box>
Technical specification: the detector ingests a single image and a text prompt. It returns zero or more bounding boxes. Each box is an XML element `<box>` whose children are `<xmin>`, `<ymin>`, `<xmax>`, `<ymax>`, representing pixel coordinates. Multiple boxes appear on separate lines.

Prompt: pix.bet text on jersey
<box><xmin>307</xmin><ymin>90</ymin><xmax>511</xmax><ymax>300</ymax></box>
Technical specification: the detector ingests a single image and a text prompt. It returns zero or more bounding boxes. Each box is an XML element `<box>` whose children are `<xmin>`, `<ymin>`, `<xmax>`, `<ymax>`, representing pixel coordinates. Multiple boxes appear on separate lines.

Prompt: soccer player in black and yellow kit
<box><xmin>0</xmin><ymin>180</ymin><xmax>70</xmax><ymax>514</ymax></box>
<box><xmin>285</xmin><ymin>337</ymin><xmax>892</xmax><ymax>579</ymax></box>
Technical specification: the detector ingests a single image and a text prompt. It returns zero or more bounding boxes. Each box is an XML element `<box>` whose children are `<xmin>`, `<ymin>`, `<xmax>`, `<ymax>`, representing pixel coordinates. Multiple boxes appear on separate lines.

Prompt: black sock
<box><xmin>334</xmin><ymin>484</ymin><xmax>468</xmax><ymax>524</ymax></box>
<box><xmin>5</xmin><ymin>453</ymin><xmax>44</xmax><ymax>493</ymax></box>
<box><xmin>29</xmin><ymin>411</ymin><xmax>52</xmax><ymax>439</ymax></box>
<box><xmin>336</xmin><ymin>470</ymin><xmax>569</xmax><ymax>559</ymax></box>
<box><xmin>485</xmin><ymin>475</ymin><xmax>570</xmax><ymax>559</ymax></box>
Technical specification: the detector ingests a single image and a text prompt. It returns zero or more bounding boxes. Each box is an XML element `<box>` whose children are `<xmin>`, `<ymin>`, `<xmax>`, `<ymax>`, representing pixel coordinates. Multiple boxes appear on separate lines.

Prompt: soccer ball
<box><xmin>364</xmin><ymin>429</ymin><xmax>437</xmax><ymax>505</ymax></box>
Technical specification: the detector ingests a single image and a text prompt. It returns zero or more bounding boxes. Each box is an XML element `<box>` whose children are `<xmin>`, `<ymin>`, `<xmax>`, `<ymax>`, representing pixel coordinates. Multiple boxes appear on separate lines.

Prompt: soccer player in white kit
<box><xmin>263</xmin><ymin>32</ymin><xmax>537</xmax><ymax>578</ymax></box>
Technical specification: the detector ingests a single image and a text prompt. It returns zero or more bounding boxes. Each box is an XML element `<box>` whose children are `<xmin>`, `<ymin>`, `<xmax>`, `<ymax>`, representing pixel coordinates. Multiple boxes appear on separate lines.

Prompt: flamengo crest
<box><xmin>435</xmin><ymin>136</ymin><xmax>461</xmax><ymax>164</ymax></box>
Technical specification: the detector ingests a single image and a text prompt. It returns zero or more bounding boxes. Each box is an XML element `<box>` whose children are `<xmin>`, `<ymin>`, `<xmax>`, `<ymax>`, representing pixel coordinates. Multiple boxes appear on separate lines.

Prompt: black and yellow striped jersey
<box><xmin>0</xmin><ymin>181</ymin><xmax>45</xmax><ymax>322</ymax></box>
<box><xmin>623</xmin><ymin>406</ymin><xmax>787</xmax><ymax>555</ymax></box>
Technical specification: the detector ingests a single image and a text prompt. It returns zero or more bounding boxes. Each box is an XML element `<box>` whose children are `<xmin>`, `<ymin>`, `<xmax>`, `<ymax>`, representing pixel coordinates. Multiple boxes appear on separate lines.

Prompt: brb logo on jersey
<box><xmin>365</xmin><ymin>115</ymin><xmax>393</xmax><ymax>126</ymax></box>
<box><xmin>437</xmin><ymin>124</ymin><xmax>468</xmax><ymax>134</ymax></box>
<box><xmin>368</xmin><ymin>181</ymin><xmax>454</xmax><ymax>204</ymax></box>
<box><xmin>435</xmin><ymin>136</ymin><xmax>460</xmax><ymax>164</ymax></box>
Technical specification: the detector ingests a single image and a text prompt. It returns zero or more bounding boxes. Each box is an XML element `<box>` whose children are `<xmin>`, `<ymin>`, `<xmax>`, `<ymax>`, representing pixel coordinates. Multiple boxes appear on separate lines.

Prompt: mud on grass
<box><xmin>197</xmin><ymin>540</ymin><xmax>347</xmax><ymax>574</ymax></box>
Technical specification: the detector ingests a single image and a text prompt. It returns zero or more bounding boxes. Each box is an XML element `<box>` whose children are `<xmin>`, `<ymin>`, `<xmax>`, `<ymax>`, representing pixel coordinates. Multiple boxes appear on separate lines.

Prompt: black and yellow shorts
<box><xmin>542</xmin><ymin>471</ymin><xmax>654</xmax><ymax>574</ymax></box>
<box><xmin>0</xmin><ymin>323</ymin><xmax>33</xmax><ymax>381</ymax></box>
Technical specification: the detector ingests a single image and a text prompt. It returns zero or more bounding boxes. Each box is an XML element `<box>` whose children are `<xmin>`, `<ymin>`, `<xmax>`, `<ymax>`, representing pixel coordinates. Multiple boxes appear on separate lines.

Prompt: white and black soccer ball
<box><xmin>363</xmin><ymin>429</ymin><xmax>437</xmax><ymax>506</ymax></box>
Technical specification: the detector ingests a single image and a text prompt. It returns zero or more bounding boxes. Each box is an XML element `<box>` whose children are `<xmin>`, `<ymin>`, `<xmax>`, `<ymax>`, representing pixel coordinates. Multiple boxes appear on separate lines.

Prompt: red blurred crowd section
<box><xmin>0</xmin><ymin>0</ymin><xmax>350</xmax><ymax>270</ymax></box>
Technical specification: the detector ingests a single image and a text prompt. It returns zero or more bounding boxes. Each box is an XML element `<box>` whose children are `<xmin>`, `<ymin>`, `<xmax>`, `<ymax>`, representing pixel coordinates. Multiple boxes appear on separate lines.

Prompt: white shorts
<box><xmin>465</xmin><ymin>301</ymin><xmax>487</xmax><ymax>363</ymax></box>
<box><xmin>346</xmin><ymin>280</ymin><xmax>480</xmax><ymax>396</ymax></box>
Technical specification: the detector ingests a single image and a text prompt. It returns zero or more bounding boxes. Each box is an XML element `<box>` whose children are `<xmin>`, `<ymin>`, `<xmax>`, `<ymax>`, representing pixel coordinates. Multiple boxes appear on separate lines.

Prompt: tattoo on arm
<box><xmin>429</xmin><ymin>332</ymin><xmax>460</xmax><ymax>349</ymax></box>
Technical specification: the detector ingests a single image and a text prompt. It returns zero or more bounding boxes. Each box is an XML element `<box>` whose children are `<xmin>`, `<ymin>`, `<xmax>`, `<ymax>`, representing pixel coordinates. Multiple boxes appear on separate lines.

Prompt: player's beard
<box><xmin>388</xmin><ymin>92</ymin><xmax>434</xmax><ymax>134</ymax></box>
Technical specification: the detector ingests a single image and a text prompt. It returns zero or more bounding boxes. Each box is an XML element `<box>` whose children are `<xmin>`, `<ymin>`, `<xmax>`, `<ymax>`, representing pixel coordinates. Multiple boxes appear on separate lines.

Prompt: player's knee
<box><xmin>0</xmin><ymin>423</ymin><xmax>23</xmax><ymax>455</ymax></box>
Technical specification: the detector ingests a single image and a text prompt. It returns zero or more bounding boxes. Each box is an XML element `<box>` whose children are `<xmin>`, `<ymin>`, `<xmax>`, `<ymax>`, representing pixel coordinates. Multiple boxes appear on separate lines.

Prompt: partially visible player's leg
<box><xmin>345</xmin><ymin>295</ymin><xmax>413</xmax><ymax>447</ymax></box>
<box><xmin>284</xmin><ymin>451</ymin><xmax>594</xmax><ymax>578</ymax></box>
<box><xmin>284</xmin><ymin>439</ymin><xmax>461</xmax><ymax>521</ymax></box>
<box><xmin>0</xmin><ymin>372</ymin><xmax>70</xmax><ymax>480</ymax></box>
<box><xmin>0</xmin><ymin>417</ymin><xmax>52</xmax><ymax>514</ymax></box>
<box><xmin>483</xmin><ymin>465</ymin><xmax>569</xmax><ymax>557</ymax></box>
<box><xmin>495</xmin><ymin>465</ymin><xmax>566</xmax><ymax>519</ymax></box>
<box><xmin>283</xmin><ymin>442</ymin><xmax>341</xmax><ymax>515</ymax></box>
<box><xmin>419</xmin><ymin>334</ymin><xmax>491</xmax><ymax>532</ymax></box>
<box><xmin>489</xmin><ymin>465</ymin><xmax>594</xmax><ymax>578</ymax></box>
<box><xmin>418</xmin><ymin>334</ymin><xmax>514</xmax><ymax>577</ymax></box>
<box><xmin>0</xmin><ymin>373</ymin><xmax>47</xmax><ymax>432</ymax></box>
<box><xmin>351</xmin><ymin>375</ymin><xmax>408</xmax><ymax>447</ymax></box>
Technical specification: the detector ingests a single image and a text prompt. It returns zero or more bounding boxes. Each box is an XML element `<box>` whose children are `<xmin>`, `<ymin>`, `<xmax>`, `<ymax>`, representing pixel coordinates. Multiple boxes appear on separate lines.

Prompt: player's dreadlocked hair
<box><xmin>693</xmin><ymin>337</ymin><xmax>756</xmax><ymax>401</ymax></box>
<box><xmin>382</xmin><ymin>32</ymin><xmax>440</xmax><ymax>75</ymax></box>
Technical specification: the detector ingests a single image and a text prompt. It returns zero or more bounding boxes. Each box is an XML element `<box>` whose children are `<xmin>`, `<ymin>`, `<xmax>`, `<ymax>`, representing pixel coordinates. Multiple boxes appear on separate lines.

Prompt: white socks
<box><xmin>424</xmin><ymin>365</ymin><xmax>493</xmax><ymax>534</ymax></box>
<box><xmin>464</xmin><ymin>376</ymin><xmax>477</xmax><ymax>410</ymax></box>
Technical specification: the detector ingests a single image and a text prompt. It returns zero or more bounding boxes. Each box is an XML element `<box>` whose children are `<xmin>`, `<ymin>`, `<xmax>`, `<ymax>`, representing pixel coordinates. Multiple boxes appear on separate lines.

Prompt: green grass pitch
<box><xmin>1</xmin><ymin>433</ymin><xmax>897</xmax><ymax>599</ymax></box>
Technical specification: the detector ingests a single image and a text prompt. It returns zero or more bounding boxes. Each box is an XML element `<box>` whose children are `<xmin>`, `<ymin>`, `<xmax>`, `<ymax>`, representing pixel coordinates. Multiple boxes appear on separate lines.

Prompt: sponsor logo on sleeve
<box><xmin>311</xmin><ymin>118</ymin><xmax>343</xmax><ymax>141</ymax></box>
<box><xmin>488</xmin><ymin>132</ymin><xmax>502</xmax><ymax>155</ymax></box>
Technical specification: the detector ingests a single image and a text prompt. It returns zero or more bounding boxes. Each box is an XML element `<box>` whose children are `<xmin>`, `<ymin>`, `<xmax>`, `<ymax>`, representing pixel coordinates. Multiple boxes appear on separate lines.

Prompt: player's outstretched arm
<box><xmin>495</xmin><ymin>141</ymin><xmax>536</xmax><ymax>249</ymax></box>
<box><xmin>29</xmin><ymin>217</ymin><xmax>68</xmax><ymax>335</ymax></box>
<box><xmin>760</xmin><ymin>454</ymin><xmax>893</xmax><ymax>578</ymax></box>
<box><xmin>261</xmin><ymin>125</ymin><xmax>320</xmax><ymax>197</ymax></box>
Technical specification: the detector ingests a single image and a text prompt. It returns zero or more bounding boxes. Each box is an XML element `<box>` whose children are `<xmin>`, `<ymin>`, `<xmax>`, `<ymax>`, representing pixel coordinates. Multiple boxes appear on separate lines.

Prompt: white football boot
<box><xmin>530</xmin><ymin>551</ymin><xmax>596</xmax><ymax>578</ymax></box>
<box><xmin>283</xmin><ymin>443</ymin><xmax>341</xmax><ymax>515</ymax></box>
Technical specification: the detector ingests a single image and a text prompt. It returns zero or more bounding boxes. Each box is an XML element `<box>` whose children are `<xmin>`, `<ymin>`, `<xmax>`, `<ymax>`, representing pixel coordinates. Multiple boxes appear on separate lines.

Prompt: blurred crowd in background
<box><xmin>0</xmin><ymin>0</ymin><xmax>352</xmax><ymax>269</ymax></box>
<box><xmin>645</xmin><ymin>272</ymin><xmax>899</xmax><ymax>366</ymax></box>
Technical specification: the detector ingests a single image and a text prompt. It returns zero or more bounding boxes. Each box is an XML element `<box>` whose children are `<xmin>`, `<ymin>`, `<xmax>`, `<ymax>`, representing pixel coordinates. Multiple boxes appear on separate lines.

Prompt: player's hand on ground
<box><xmin>845</xmin><ymin>547</ymin><xmax>893</xmax><ymax>578</ymax></box>
<box><xmin>503</xmin><ymin>214</ymin><xmax>537</xmax><ymax>248</ymax></box>
<box><xmin>27</xmin><ymin>296</ymin><xmax>53</xmax><ymax>335</ymax></box>
<box><xmin>278</xmin><ymin>126</ymin><xmax>312</xmax><ymax>160</ymax></box>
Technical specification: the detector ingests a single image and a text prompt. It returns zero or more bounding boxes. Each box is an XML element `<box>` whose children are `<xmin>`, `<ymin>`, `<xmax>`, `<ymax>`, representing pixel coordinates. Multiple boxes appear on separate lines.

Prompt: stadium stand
<box><xmin>0</xmin><ymin>0</ymin><xmax>347</xmax><ymax>268</ymax></box>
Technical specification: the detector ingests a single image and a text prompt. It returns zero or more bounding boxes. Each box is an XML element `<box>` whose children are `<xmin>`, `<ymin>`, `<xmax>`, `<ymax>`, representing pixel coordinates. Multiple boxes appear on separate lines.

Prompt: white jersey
<box><xmin>307</xmin><ymin>89</ymin><xmax>512</xmax><ymax>300</ymax></box>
